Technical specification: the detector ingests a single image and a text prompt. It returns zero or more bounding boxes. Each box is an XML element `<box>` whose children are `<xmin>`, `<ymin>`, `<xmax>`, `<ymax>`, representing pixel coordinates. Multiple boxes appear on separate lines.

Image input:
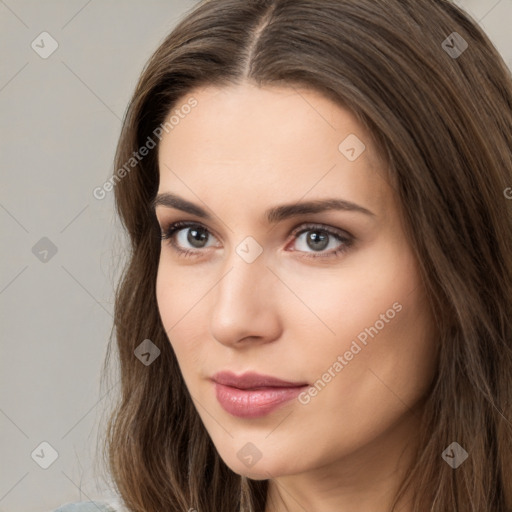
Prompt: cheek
<box><xmin>292</xmin><ymin>253</ymin><xmax>437</xmax><ymax>448</ymax></box>
<box><xmin>288</xmin><ymin>237</ymin><xmax>437</xmax><ymax>402</ymax></box>
<box><xmin>155</xmin><ymin>263</ymin><xmax>175</xmax><ymax>334</ymax></box>
<box><xmin>155</xmin><ymin>255</ymin><xmax>208</xmax><ymax>333</ymax></box>
<box><xmin>155</xmin><ymin>262</ymin><xmax>206</xmax><ymax>373</ymax></box>
<box><xmin>278</xmin><ymin>234</ymin><xmax>418</xmax><ymax>353</ymax></box>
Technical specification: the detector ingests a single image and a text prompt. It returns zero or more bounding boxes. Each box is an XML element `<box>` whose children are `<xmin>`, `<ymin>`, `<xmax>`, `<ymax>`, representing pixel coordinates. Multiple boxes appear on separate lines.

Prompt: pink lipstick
<box><xmin>211</xmin><ymin>371</ymin><xmax>308</xmax><ymax>418</ymax></box>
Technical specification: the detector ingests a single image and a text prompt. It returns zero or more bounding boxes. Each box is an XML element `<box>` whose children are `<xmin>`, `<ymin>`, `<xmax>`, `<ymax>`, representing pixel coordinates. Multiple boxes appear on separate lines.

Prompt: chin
<box><xmin>217</xmin><ymin>449</ymin><xmax>294</xmax><ymax>480</ymax></box>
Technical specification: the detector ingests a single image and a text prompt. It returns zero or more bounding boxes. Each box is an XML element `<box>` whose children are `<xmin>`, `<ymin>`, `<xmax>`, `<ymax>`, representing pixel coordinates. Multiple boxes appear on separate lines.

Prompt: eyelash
<box><xmin>160</xmin><ymin>220</ymin><xmax>353</xmax><ymax>260</ymax></box>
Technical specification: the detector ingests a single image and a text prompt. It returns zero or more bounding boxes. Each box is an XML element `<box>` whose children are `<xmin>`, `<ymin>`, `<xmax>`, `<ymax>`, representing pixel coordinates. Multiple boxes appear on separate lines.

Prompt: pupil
<box><xmin>307</xmin><ymin>231</ymin><xmax>328</xmax><ymax>251</ymax></box>
<box><xmin>188</xmin><ymin>227</ymin><xmax>208</xmax><ymax>248</ymax></box>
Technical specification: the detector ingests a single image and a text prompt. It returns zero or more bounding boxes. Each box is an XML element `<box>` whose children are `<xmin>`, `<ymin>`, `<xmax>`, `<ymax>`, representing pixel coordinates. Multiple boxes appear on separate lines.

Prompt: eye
<box><xmin>161</xmin><ymin>220</ymin><xmax>220</xmax><ymax>258</ymax></box>
<box><xmin>287</xmin><ymin>223</ymin><xmax>353</xmax><ymax>259</ymax></box>
<box><xmin>160</xmin><ymin>221</ymin><xmax>353</xmax><ymax>260</ymax></box>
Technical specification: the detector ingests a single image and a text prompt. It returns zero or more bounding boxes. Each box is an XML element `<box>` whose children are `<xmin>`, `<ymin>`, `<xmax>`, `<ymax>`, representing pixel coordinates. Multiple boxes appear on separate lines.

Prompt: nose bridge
<box><xmin>216</xmin><ymin>239</ymin><xmax>269</xmax><ymax>312</ymax></box>
<box><xmin>209</xmin><ymin>239</ymin><xmax>280</xmax><ymax>345</ymax></box>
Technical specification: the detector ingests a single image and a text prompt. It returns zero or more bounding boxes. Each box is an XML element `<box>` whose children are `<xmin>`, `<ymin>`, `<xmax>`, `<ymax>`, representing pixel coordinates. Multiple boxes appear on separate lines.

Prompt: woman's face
<box><xmin>154</xmin><ymin>83</ymin><xmax>438</xmax><ymax>482</ymax></box>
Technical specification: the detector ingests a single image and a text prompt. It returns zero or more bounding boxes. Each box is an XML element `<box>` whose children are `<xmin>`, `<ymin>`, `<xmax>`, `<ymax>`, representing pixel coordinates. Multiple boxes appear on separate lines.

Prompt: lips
<box><xmin>212</xmin><ymin>371</ymin><xmax>307</xmax><ymax>389</ymax></box>
<box><xmin>211</xmin><ymin>371</ymin><xmax>308</xmax><ymax>418</ymax></box>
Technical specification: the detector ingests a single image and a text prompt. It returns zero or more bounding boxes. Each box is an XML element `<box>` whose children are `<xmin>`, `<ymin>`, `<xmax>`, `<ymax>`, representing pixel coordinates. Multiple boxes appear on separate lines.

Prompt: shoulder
<box><xmin>53</xmin><ymin>502</ymin><xmax>117</xmax><ymax>512</ymax></box>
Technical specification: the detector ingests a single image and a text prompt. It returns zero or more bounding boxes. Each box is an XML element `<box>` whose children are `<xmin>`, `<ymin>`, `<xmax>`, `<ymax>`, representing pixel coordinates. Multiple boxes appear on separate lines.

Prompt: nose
<box><xmin>209</xmin><ymin>246</ymin><xmax>282</xmax><ymax>348</ymax></box>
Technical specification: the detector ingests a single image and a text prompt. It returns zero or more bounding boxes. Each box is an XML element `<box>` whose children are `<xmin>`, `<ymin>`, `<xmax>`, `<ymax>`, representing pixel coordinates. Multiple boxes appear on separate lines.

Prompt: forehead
<box><xmin>156</xmin><ymin>83</ymin><xmax>392</xmax><ymax>221</ymax></box>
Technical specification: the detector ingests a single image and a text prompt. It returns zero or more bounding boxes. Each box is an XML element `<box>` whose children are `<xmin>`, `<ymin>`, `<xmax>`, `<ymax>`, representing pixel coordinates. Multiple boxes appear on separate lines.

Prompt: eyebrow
<box><xmin>151</xmin><ymin>192</ymin><xmax>375</xmax><ymax>223</ymax></box>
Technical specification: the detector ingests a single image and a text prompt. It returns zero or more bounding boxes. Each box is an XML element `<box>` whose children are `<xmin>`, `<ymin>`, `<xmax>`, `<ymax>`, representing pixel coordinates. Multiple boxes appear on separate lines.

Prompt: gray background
<box><xmin>1</xmin><ymin>1</ymin><xmax>511</xmax><ymax>511</ymax></box>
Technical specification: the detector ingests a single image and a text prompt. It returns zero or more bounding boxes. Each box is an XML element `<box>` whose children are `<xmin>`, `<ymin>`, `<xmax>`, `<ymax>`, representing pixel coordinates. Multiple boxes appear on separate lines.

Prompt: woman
<box><xmin>61</xmin><ymin>0</ymin><xmax>512</xmax><ymax>511</ymax></box>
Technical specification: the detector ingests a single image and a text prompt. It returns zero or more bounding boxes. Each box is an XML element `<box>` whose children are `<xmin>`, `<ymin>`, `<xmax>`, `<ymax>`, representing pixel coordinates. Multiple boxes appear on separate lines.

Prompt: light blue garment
<box><xmin>53</xmin><ymin>501</ymin><xmax>117</xmax><ymax>512</ymax></box>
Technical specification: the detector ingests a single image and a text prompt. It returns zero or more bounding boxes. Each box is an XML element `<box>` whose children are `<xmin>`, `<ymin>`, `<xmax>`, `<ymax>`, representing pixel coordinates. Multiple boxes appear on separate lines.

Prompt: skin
<box><xmin>154</xmin><ymin>82</ymin><xmax>438</xmax><ymax>512</ymax></box>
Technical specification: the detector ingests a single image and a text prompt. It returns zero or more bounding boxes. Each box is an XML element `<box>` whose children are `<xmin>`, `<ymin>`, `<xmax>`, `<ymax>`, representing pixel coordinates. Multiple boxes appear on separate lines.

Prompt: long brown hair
<box><xmin>97</xmin><ymin>1</ymin><xmax>512</xmax><ymax>510</ymax></box>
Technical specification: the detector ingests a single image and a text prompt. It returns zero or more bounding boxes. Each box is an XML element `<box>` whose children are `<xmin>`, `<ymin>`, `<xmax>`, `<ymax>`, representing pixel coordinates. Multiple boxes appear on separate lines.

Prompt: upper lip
<box><xmin>211</xmin><ymin>371</ymin><xmax>308</xmax><ymax>390</ymax></box>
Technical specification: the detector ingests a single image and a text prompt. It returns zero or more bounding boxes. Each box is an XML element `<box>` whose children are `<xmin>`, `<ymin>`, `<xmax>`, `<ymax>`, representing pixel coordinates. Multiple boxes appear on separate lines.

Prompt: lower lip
<box><xmin>213</xmin><ymin>382</ymin><xmax>307</xmax><ymax>418</ymax></box>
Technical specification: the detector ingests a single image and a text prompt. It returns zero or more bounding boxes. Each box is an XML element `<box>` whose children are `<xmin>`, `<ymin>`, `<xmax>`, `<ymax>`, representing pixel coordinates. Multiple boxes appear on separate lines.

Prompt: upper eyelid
<box><xmin>292</xmin><ymin>223</ymin><xmax>351</xmax><ymax>238</ymax></box>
